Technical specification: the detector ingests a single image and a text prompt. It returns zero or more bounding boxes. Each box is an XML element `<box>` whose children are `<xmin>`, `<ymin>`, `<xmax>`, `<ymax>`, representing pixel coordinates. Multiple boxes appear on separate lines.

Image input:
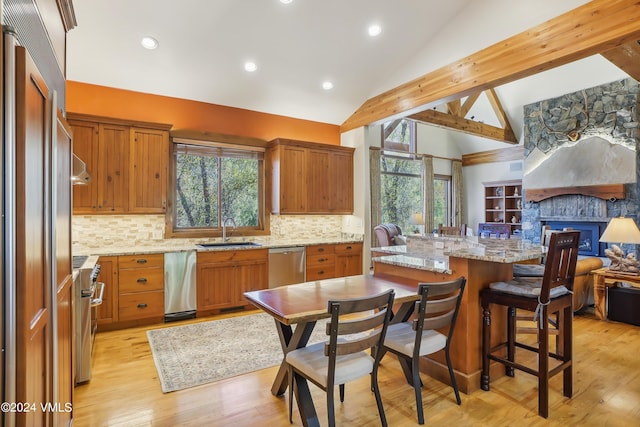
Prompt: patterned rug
<box><xmin>146</xmin><ymin>312</ymin><xmax>327</xmax><ymax>393</ymax></box>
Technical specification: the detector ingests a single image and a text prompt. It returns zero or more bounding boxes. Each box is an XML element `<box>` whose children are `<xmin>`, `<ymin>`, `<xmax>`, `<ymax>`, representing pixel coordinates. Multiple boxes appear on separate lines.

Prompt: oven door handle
<box><xmin>91</xmin><ymin>282</ymin><xmax>105</xmax><ymax>307</ymax></box>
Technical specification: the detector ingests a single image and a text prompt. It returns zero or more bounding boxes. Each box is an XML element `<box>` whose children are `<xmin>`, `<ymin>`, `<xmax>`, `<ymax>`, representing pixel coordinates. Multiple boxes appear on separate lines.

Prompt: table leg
<box><xmin>271</xmin><ymin>319</ymin><xmax>316</xmax><ymax>396</ymax></box>
<box><xmin>593</xmin><ymin>273</ymin><xmax>607</xmax><ymax>320</ymax></box>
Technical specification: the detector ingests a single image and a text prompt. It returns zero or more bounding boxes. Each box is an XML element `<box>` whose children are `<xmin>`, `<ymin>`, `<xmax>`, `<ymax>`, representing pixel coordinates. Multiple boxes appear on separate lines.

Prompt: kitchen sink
<box><xmin>196</xmin><ymin>242</ymin><xmax>262</xmax><ymax>248</ymax></box>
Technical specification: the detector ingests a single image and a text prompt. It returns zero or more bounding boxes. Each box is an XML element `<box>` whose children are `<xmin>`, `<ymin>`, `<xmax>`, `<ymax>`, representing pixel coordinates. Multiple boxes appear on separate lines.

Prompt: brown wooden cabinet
<box><xmin>68</xmin><ymin>114</ymin><xmax>171</xmax><ymax>214</ymax></box>
<box><xmin>269</xmin><ymin>139</ymin><xmax>354</xmax><ymax>214</ymax></box>
<box><xmin>335</xmin><ymin>242</ymin><xmax>363</xmax><ymax>277</ymax></box>
<box><xmin>306</xmin><ymin>242</ymin><xmax>363</xmax><ymax>280</ymax></box>
<box><xmin>95</xmin><ymin>256</ymin><xmax>119</xmax><ymax>327</ymax></box>
<box><xmin>196</xmin><ymin>249</ymin><xmax>268</xmax><ymax>315</ymax></box>
<box><xmin>118</xmin><ymin>254</ymin><xmax>165</xmax><ymax>322</ymax></box>
<box><xmin>483</xmin><ymin>180</ymin><xmax>523</xmax><ymax>236</ymax></box>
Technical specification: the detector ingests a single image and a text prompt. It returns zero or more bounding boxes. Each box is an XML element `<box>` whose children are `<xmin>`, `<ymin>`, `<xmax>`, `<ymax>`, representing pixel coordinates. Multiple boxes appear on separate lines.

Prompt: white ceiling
<box><xmin>67</xmin><ymin>0</ymin><xmax>629</xmax><ymax>144</ymax></box>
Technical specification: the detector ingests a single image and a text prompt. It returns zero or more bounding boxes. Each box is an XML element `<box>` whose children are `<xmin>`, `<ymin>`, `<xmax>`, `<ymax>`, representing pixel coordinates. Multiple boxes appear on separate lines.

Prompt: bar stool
<box><xmin>480</xmin><ymin>230</ymin><xmax>580</xmax><ymax>418</ymax></box>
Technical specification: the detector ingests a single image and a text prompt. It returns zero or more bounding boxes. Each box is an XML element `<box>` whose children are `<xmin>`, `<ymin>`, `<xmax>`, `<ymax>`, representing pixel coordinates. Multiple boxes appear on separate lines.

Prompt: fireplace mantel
<box><xmin>525</xmin><ymin>184</ymin><xmax>625</xmax><ymax>202</ymax></box>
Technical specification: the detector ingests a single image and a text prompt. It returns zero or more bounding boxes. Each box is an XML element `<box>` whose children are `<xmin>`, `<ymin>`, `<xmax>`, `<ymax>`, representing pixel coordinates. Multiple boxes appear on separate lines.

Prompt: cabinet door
<box><xmin>197</xmin><ymin>263</ymin><xmax>238</xmax><ymax>310</ymax></box>
<box><xmin>335</xmin><ymin>243</ymin><xmax>363</xmax><ymax>277</ymax></box>
<box><xmin>237</xmin><ymin>259</ymin><xmax>269</xmax><ymax>297</ymax></box>
<box><xmin>280</xmin><ymin>146</ymin><xmax>307</xmax><ymax>213</ymax></box>
<box><xmin>129</xmin><ymin>128</ymin><xmax>168</xmax><ymax>213</ymax></box>
<box><xmin>70</xmin><ymin>120</ymin><xmax>99</xmax><ymax>212</ymax></box>
<box><xmin>97</xmin><ymin>124</ymin><xmax>129</xmax><ymax>212</ymax></box>
<box><xmin>330</xmin><ymin>150</ymin><xmax>354</xmax><ymax>213</ymax></box>
<box><xmin>307</xmin><ymin>149</ymin><xmax>330</xmax><ymax>212</ymax></box>
<box><xmin>96</xmin><ymin>256</ymin><xmax>119</xmax><ymax>326</ymax></box>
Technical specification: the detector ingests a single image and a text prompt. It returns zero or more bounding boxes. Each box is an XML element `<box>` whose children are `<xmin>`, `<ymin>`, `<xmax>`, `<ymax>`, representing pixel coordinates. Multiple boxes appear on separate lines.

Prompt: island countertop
<box><xmin>372</xmin><ymin>235</ymin><xmax>542</xmax><ymax>273</ymax></box>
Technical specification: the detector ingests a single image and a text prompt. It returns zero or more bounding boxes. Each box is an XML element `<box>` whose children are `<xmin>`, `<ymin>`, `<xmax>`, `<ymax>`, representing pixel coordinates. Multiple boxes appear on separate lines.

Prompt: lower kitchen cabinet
<box><xmin>335</xmin><ymin>242</ymin><xmax>363</xmax><ymax>277</ymax></box>
<box><xmin>306</xmin><ymin>242</ymin><xmax>363</xmax><ymax>281</ymax></box>
<box><xmin>96</xmin><ymin>254</ymin><xmax>164</xmax><ymax>330</ymax></box>
<box><xmin>96</xmin><ymin>256</ymin><xmax>118</xmax><ymax>327</ymax></box>
<box><xmin>118</xmin><ymin>254</ymin><xmax>164</xmax><ymax>322</ymax></box>
<box><xmin>196</xmin><ymin>249</ymin><xmax>268</xmax><ymax>315</ymax></box>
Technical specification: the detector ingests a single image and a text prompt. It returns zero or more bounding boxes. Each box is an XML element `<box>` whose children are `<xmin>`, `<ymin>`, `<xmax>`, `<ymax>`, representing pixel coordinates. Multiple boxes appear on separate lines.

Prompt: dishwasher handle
<box><xmin>268</xmin><ymin>246</ymin><xmax>305</xmax><ymax>255</ymax></box>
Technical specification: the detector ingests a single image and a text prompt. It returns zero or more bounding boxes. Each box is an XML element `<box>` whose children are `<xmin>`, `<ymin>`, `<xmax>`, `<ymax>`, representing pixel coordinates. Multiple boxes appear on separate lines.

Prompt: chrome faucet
<box><xmin>222</xmin><ymin>217</ymin><xmax>237</xmax><ymax>241</ymax></box>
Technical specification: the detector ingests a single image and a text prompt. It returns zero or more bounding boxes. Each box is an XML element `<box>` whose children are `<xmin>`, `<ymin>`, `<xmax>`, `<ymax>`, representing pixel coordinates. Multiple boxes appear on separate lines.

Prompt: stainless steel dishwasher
<box><xmin>268</xmin><ymin>246</ymin><xmax>305</xmax><ymax>288</ymax></box>
<box><xmin>164</xmin><ymin>251</ymin><xmax>197</xmax><ymax>321</ymax></box>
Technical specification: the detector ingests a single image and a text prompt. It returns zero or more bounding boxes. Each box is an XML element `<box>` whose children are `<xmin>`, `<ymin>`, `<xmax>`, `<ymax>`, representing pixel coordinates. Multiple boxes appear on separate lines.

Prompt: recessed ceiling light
<box><xmin>244</xmin><ymin>61</ymin><xmax>258</xmax><ymax>72</ymax></box>
<box><xmin>280</xmin><ymin>0</ymin><xmax>293</xmax><ymax>4</ymax></box>
<box><xmin>322</xmin><ymin>81</ymin><xmax>334</xmax><ymax>90</ymax></box>
<box><xmin>141</xmin><ymin>36</ymin><xmax>159</xmax><ymax>50</ymax></box>
<box><xmin>368</xmin><ymin>24</ymin><xmax>382</xmax><ymax>37</ymax></box>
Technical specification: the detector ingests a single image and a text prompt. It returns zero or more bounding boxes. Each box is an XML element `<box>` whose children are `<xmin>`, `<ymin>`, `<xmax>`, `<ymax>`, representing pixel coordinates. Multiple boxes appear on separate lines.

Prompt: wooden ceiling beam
<box><xmin>460</xmin><ymin>92</ymin><xmax>481</xmax><ymax>118</ymax></box>
<box><xmin>462</xmin><ymin>146</ymin><xmax>524</xmax><ymax>167</ymax></box>
<box><xmin>409</xmin><ymin>109</ymin><xmax>517</xmax><ymax>144</ymax></box>
<box><xmin>601</xmin><ymin>42</ymin><xmax>640</xmax><ymax>81</ymax></box>
<box><xmin>484</xmin><ymin>88</ymin><xmax>512</xmax><ymax>131</ymax></box>
<box><xmin>341</xmin><ymin>0</ymin><xmax>640</xmax><ymax>132</ymax></box>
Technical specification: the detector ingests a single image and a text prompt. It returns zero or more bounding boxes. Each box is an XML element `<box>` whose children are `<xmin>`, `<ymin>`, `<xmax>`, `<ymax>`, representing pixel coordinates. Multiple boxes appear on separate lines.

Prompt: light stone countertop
<box><xmin>372</xmin><ymin>236</ymin><xmax>542</xmax><ymax>274</ymax></box>
<box><xmin>75</xmin><ymin>237</ymin><xmax>363</xmax><ymax>257</ymax></box>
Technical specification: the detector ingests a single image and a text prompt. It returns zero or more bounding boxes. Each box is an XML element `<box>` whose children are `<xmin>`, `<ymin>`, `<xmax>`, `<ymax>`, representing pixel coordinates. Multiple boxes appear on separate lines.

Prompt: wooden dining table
<box><xmin>244</xmin><ymin>274</ymin><xmax>420</xmax><ymax>427</ymax></box>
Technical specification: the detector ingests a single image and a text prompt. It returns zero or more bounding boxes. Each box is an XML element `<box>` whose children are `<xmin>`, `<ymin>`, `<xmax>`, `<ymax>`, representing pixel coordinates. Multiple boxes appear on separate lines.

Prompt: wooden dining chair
<box><xmin>286</xmin><ymin>289</ymin><xmax>395</xmax><ymax>427</ymax></box>
<box><xmin>480</xmin><ymin>230</ymin><xmax>580</xmax><ymax>418</ymax></box>
<box><xmin>380</xmin><ymin>277</ymin><xmax>466</xmax><ymax>425</ymax></box>
<box><xmin>437</xmin><ymin>224</ymin><xmax>467</xmax><ymax>236</ymax></box>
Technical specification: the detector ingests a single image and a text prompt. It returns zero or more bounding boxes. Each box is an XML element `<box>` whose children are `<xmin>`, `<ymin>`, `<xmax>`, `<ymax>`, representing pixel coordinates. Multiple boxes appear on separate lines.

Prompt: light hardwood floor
<box><xmin>74</xmin><ymin>309</ymin><xmax>640</xmax><ymax>426</ymax></box>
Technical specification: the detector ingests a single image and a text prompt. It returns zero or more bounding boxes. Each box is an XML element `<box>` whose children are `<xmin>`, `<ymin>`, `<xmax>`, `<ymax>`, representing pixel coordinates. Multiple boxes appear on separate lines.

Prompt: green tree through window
<box><xmin>171</xmin><ymin>142</ymin><xmax>264</xmax><ymax>236</ymax></box>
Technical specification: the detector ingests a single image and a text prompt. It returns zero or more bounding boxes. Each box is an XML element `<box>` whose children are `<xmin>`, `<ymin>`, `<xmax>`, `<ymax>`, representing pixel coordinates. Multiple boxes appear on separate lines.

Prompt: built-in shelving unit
<box><xmin>483</xmin><ymin>180</ymin><xmax>523</xmax><ymax>236</ymax></box>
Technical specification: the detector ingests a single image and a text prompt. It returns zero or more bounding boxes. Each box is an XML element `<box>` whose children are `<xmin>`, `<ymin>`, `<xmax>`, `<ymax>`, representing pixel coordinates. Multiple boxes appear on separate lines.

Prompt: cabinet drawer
<box><xmin>197</xmin><ymin>248</ymin><xmax>269</xmax><ymax>264</ymax></box>
<box><xmin>306</xmin><ymin>244</ymin><xmax>335</xmax><ymax>256</ymax></box>
<box><xmin>119</xmin><ymin>268</ymin><xmax>164</xmax><ymax>293</ymax></box>
<box><xmin>306</xmin><ymin>266</ymin><xmax>335</xmax><ymax>281</ymax></box>
<box><xmin>118</xmin><ymin>291</ymin><xmax>164</xmax><ymax>321</ymax></box>
<box><xmin>119</xmin><ymin>253</ymin><xmax>164</xmax><ymax>269</ymax></box>
<box><xmin>306</xmin><ymin>253</ymin><xmax>336</xmax><ymax>268</ymax></box>
<box><xmin>334</xmin><ymin>243</ymin><xmax>362</xmax><ymax>254</ymax></box>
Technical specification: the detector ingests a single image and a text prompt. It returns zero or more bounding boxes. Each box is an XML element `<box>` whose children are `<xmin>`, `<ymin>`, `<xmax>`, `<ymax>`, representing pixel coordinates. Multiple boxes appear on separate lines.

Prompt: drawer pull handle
<box><xmin>318</xmin><ymin>248</ymin><xmax>324</xmax><ymax>252</ymax></box>
<box><xmin>136</xmin><ymin>259</ymin><xmax>148</xmax><ymax>264</ymax></box>
<box><xmin>318</xmin><ymin>270</ymin><xmax>324</xmax><ymax>275</ymax></box>
<box><xmin>137</xmin><ymin>278</ymin><xmax>148</xmax><ymax>283</ymax></box>
<box><xmin>137</xmin><ymin>303</ymin><xmax>148</xmax><ymax>309</ymax></box>
<box><xmin>319</xmin><ymin>258</ymin><xmax>326</xmax><ymax>262</ymax></box>
<box><xmin>346</xmin><ymin>246</ymin><xmax>352</xmax><ymax>250</ymax></box>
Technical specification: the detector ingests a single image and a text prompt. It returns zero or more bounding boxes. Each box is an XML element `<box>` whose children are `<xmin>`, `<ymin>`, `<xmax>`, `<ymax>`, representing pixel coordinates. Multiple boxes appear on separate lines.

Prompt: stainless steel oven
<box><xmin>73</xmin><ymin>255</ymin><xmax>103</xmax><ymax>384</ymax></box>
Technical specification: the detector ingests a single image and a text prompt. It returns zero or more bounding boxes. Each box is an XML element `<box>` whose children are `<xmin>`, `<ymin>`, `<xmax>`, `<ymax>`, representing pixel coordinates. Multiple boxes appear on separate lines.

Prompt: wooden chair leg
<box><xmin>481</xmin><ymin>303</ymin><xmax>491</xmax><ymax>391</ymax></box>
<box><xmin>563</xmin><ymin>305</ymin><xmax>573</xmax><ymax>398</ymax></box>
<box><xmin>538</xmin><ymin>307</ymin><xmax>550</xmax><ymax>419</ymax></box>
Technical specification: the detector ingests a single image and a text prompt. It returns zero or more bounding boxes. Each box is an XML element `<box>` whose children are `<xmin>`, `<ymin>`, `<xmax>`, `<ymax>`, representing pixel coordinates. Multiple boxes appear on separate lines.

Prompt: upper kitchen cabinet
<box><xmin>269</xmin><ymin>138</ymin><xmax>354</xmax><ymax>214</ymax></box>
<box><xmin>68</xmin><ymin>114</ymin><xmax>171</xmax><ymax>214</ymax></box>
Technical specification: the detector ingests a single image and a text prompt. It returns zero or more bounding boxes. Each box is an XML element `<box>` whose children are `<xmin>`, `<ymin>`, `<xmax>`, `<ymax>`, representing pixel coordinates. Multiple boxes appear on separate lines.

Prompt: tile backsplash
<box><xmin>72</xmin><ymin>214</ymin><xmax>361</xmax><ymax>253</ymax></box>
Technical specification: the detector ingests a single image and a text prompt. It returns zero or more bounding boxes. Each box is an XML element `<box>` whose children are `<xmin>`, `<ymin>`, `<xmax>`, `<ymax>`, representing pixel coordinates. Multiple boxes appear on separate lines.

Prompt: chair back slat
<box><xmin>324</xmin><ymin>290</ymin><xmax>395</xmax><ymax>363</ymax></box>
<box><xmin>540</xmin><ymin>231</ymin><xmax>580</xmax><ymax>302</ymax></box>
<box><xmin>324</xmin><ymin>309</ymin><xmax>387</xmax><ymax>336</ymax></box>
<box><xmin>420</xmin><ymin>311</ymin><xmax>455</xmax><ymax>331</ymax></box>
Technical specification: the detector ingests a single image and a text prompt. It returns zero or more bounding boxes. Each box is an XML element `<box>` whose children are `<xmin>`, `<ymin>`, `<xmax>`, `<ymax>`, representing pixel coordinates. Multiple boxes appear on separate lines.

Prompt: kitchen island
<box><xmin>372</xmin><ymin>235</ymin><xmax>542</xmax><ymax>394</ymax></box>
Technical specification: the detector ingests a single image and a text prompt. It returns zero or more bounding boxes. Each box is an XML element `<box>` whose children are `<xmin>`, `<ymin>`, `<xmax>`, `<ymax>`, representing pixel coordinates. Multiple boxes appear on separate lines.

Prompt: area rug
<box><xmin>146</xmin><ymin>312</ymin><xmax>327</xmax><ymax>393</ymax></box>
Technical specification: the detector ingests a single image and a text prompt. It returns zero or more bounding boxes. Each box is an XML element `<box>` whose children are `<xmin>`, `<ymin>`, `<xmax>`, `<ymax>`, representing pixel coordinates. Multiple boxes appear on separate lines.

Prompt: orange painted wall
<box><xmin>66</xmin><ymin>81</ymin><xmax>340</xmax><ymax>145</ymax></box>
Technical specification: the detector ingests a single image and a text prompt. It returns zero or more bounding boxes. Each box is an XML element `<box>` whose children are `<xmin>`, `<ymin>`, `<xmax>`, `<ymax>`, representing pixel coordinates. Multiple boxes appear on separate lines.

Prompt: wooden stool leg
<box><xmin>538</xmin><ymin>306</ymin><xmax>550</xmax><ymax>418</ymax></box>
<box><xmin>562</xmin><ymin>305</ymin><xmax>573</xmax><ymax>398</ymax></box>
<box><xmin>481</xmin><ymin>303</ymin><xmax>491</xmax><ymax>391</ymax></box>
<box><xmin>506</xmin><ymin>307</ymin><xmax>516</xmax><ymax>377</ymax></box>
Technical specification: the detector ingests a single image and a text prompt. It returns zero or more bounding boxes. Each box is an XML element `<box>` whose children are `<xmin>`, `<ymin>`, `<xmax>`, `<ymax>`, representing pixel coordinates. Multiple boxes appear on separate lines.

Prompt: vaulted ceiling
<box><xmin>67</xmin><ymin>0</ymin><xmax>637</xmax><ymax>153</ymax></box>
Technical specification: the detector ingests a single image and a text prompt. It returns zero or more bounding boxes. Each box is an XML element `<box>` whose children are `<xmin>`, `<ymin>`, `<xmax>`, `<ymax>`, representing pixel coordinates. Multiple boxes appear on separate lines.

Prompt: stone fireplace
<box><xmin>520</xmin><ymin>78</ymin><xmax>640</xmax><ymax>251</ymax></box>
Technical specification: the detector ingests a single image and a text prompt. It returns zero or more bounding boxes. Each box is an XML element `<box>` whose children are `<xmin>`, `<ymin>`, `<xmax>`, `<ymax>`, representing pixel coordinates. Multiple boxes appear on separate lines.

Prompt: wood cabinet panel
<box><xmin>118</xmin><ymin>291</ymin><xmax>164</xmax><ymax>321</ymax></box>
<box><xmin>129</xmin><ymin>128</ymin><xmax>168</xmax><ymax>213</ymax></box>
<box><xmin>118</xmin><ymin>253</ymin><xmax>164</xmax><ymax>269</ymax></box>
<box><xmin>197</xmin><ymin>249</ymin><xmax>268</xmax><ymax>312</ymax></box>
<box><xmin>118</xmin><ymin>268</ymin><xmax>164</xmax><ymax>293</ymax></box>
<box><xmin>69</xmin><ymin>114</ymin><xmax>171</xmax><ymax>215</ymax></box>
<box><xmin>96</xmin><ymin>256</ymin><xmax>119</xmax><ymax>326</ymax></box>
<box><xmin>269</xmin><ymin>139</ymin><xmax>354</xmax><ymax>214</ymax></box>
<box><xmin>98</xmin><ymin>124</ymin><xmax>129</xmax><ymax>212</ymax></box>
<box><xmin>335</xmin><ymin>242</ymin><xmax>363</xmax><ymax>277</ymax></box>
<box><xmin>69</xmin><ymin>120</ymin><xmax>99</xmax><ymax>211</ymax></box>
<box><xmin>306</xmin><ymin>253</ymin><xmax>336</xmax><ymax>268</ymax></box>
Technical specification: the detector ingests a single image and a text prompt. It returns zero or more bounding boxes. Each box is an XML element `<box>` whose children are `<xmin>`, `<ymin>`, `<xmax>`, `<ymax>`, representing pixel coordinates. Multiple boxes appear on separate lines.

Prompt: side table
<box><xmin>591</xmin><ymin>267</ymin><xmax>640</xmax><ymax>320</ymax></box>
